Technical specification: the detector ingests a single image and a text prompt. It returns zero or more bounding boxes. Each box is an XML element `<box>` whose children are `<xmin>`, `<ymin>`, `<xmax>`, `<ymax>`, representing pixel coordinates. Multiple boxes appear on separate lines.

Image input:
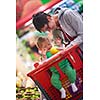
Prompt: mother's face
<box><xmin>41</xmin><ymin>16</ymin><xmax>57</xmax><ymax>32</ymax></box>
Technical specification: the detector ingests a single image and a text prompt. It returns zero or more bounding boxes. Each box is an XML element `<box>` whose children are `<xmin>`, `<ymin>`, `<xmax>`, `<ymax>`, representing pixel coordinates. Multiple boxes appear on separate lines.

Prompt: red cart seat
<box><xmin>27</xmin><ymin>45</ymin><xmax>83</xmax><ymax>100</ymax></box>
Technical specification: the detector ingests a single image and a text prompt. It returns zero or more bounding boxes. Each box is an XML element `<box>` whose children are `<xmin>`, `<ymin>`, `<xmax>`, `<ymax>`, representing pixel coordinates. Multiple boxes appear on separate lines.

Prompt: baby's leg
<box><xmin>62</xmin><ymin>66</ymin><xmax>78</xmax><ymax>92</ymax></box>
<box><xmin>51</xmin><ymin>72</ymin><xmax>66</xmax><ymax>98</ymax></box>
<box><xmin>62</xmin><ymin>66</ymin><xmax>76</xmax><ymax>83</ymax></box>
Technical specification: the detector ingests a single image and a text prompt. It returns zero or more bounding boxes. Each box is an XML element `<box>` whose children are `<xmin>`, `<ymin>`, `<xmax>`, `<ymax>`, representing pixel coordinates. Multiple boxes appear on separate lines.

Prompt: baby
<box><xmin>37</xmin><ymin>37</ymin><xmax>78</xmax><ymax>99</ymax></box>
<box><xmin>52</xmin><ymin>29</ymin><xmax>69</xmax><ymax>48</ymax></box>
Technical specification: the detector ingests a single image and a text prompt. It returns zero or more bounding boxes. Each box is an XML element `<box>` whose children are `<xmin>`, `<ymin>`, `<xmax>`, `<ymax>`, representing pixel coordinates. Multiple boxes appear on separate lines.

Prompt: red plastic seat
<box><xmin>27</xmin><ymin>45</ymin><xmax>83</xmax><ymax>100</ymax></box>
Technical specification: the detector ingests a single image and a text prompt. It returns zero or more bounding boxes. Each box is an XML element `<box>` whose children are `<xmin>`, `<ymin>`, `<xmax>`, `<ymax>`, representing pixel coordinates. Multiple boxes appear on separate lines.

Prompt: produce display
<box><xmin>16</xmin><ymin>87</ymin><xmax>41</xmax><ymax>100</ymax></box>
<box><xmin>16</xmin><ymin>69</ymin><xmax>41</xmax><ymax>100</ymax></box>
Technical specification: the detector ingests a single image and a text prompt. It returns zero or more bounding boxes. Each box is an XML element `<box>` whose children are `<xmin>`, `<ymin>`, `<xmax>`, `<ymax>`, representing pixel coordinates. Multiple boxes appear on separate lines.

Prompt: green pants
<box><xmin>50</xmin><ymin>66</ymin><xmax>76</xmax><ymax>90</ymax></box>
<box><xmin>46</xmin><ymin>51</ymin><xmax>76</xmax><ymax>90</ymax></box>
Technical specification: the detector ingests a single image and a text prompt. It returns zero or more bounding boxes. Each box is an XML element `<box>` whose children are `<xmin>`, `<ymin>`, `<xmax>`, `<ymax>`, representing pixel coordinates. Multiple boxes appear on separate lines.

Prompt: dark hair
<box><xmin>32</xmin><ymin>12</ymin><xmax>50</xmax><ymax>32</ymax></box>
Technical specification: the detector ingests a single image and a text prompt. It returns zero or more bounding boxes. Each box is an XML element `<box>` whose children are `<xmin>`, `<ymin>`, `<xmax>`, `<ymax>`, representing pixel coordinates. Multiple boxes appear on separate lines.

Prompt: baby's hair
<box><xmin>52</xmin><ymin>29</ymin><xmax>63</xmax><ymax>43</ymax></box>
<box><xmin>52</xmin><ymin>29</ymin><xmax>69</xmax><ymax>46</ymax></box>
<box><xmin>37</xmin><ymin>37</ymin><xmax>50</xmax><ymax>49</ymax></box>
<box><xmin>52</xmin><ymin>29</ymin><xmax>62</xmax><ymax>39</ymax></box>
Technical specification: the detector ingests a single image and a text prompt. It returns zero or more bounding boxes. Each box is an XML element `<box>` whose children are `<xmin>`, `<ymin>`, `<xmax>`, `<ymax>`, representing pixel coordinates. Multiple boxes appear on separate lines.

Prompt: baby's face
<box><xmin>55</xmin><ymin>37</ymin><xmax>62</xmax><ymax>46</ymax></box>
<box><xmin>41</xmin><ymin>40</ymin><xmax>52</xmax><ymax>53</ymax></box>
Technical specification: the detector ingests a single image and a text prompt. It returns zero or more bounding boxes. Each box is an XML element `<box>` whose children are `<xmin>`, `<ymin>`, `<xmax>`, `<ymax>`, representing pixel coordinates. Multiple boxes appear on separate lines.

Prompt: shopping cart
<box><xmin>27</xmin><ymin>45</ymin><xmax>83</xmax><ymax>100</ymax></box>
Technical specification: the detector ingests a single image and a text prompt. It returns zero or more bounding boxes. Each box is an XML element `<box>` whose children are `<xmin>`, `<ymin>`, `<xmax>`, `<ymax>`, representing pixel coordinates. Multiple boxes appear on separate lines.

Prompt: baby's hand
<box><xmin>56</xmin><ymin>47</ymin><xmax>65</xmax><ymax>51</ymax></box>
